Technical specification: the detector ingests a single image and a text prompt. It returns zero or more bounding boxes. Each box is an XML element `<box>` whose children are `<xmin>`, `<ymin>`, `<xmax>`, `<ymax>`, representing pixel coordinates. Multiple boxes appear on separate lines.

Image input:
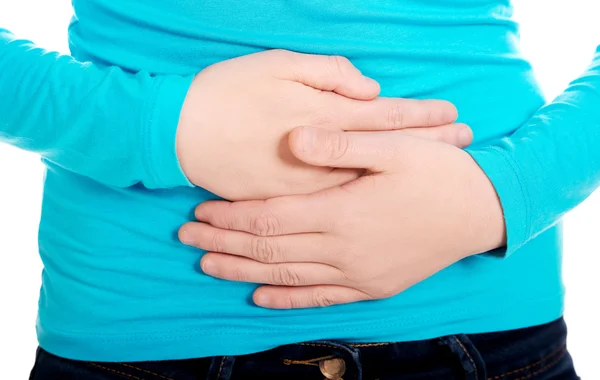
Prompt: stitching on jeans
<box><xmin>299</xmin><ymin>343</ymin><xmax>338</xmax><ymax>349</ymax></box>
<box><xmin>283</xmin><ymin>355</ymin><xmax>336</xmax><ymax>366</ymax></box>
<box><xmin>217</xmin><ymin>356</ymin><xmax>227</xmax><ymax>380</ymax></box>
<box><xmin>349</xmin><ymin>342</ymin><xmax>391</xmax><ymax>347</ymax></box>
<box><xmin>487</xmin><ymin>344</ymin><xmax>566</xmax><ymax>380</ymax></box>
<box><xmin>511</xmin><ymin>350</ymin><xmax>567</xmax><ymax>380</ymax></box>
<box><xmin>87</xmin><ymin>363</ymin><xmax>143</xmax><ymax>380</ymax></box>
<box><xmin>120</xmin><ymin>363</ymin><xmax>175</xmax><ymax>380</ymax></box>
<box><xmin>454</xmin><ymin>337</ymin><xmax>478</xmax><ymax>380</ymax></box>
<box><xmin>282</xmin><ymin>360</ymin><xmax>318</xmax><ymax>367</ymax></box>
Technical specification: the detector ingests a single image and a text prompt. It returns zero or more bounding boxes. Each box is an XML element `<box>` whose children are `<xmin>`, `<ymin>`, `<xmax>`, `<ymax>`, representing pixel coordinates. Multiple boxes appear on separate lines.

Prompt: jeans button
<box><xmin>319</xmin><ymin>358</ymin><xmax>346</xmax><ymax>379</ymax></box>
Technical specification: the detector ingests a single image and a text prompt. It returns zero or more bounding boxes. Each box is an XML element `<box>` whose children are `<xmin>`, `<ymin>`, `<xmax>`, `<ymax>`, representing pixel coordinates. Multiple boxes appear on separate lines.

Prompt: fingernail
<box><xmin>254</xmin><ymin>292</ymin><xmax>271</xmax><ymax>307</ymax></box>
<box><xmin>201</xmin><ymin>258</ymin><xmax>216</xmax><ymax>275</ymax></box>
<box><xmin>363</xmin><ymin>76</ymin><xmax>379</xmax><ymax>87</ymax></box>
<box><xmin>179</xmin><ymin>228</ymin><xmax>193</xmax><ymax>245</ymax></box>
<box><xmin>458</xmin><ymin>127</ymin><xmax>473</xmax><ymax>146</ymax></box>
<box><xmin>298</xmin><ymin>126</ymin><xmax>318</xmax><ymax>153</ymax></box>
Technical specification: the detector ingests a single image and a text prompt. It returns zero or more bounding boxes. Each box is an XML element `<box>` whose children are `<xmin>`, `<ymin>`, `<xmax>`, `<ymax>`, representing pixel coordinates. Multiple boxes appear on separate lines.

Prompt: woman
<box><xmin>2</xmin><ymin>0</ymin><xmax>598</xmax><ymax>379</ymax></box>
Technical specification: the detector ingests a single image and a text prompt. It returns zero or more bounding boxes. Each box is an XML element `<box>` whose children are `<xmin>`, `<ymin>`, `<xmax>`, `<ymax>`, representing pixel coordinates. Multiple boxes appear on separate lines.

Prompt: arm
<box><xmin>467</xmin><ymin>45</ymin><xmax>600</xmax><ymax>255</ymax></box>
<box><xmin>0</xmin><ymin>27</ymin><xmax>193</xmax><ymax>188</ymax></box>
<box><xmin>0</xmin><ymin>27</ymin><xmax>466</xmax><ymax>197</ymax></box>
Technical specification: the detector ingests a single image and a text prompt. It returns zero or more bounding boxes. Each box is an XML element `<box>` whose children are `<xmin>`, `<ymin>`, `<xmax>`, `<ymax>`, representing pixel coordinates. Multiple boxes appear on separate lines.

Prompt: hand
<box><xmin>179</xmin><ymin>127</ymin><xmax>506</xmax><ymax>309</ymax></box>
<box><xmin>176</xmin><ymin>49</ymin><xmax>470</xmax><ymax>200</ymax></box>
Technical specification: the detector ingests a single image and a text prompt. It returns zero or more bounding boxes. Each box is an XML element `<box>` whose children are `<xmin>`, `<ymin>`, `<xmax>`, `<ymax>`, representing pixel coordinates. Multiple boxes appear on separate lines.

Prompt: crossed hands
<box><xmin>176</xmin><ymin>50</ymin><xmax>505</xmax><ymax>309</ymax></box>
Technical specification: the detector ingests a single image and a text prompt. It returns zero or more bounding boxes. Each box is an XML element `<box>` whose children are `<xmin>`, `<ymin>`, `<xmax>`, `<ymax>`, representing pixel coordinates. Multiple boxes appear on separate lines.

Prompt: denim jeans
<box><xmin>30</xmin><ymin>317</ymin><xmax>579</xmax><ymax>380</ymax></box>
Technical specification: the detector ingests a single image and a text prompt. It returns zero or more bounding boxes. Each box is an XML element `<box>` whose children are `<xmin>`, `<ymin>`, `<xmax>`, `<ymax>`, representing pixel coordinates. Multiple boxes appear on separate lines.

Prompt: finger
<box><xmin>253</xmin><ymin>285</ymin><xmax>372</xmax><ymax>309</ymax></box>
<box><xmin>399</xmin><ymin>123</ymin><xmax>473</xmax><ymax>148</ymax></box>
<box><xmin>272</xmin><ymin>50</ymin><xmax>380</xmax><ymax>100</ymax></box>
<box><xmin>179</xmin><ymin>222</ymin><xmax>331</xmax><ymax>264</ymax></box>
<box><xmin>200</xmin><ymin>253</ymin><xmax>347</xmax><ymax>287</ymax></box>
<box><xmin>324</xmin><ymin>97</ymin><xmax>458</xmax><ymax>132</ymax></box>
<box><xmin>289</xmin><ymin>126</ymin><xmax>408</xmax><ymax>171</ymax></box>
<box><xmin>194</xmin><ymin>193</ymin><xmax>341</xmax><ymax>236</ymax></box>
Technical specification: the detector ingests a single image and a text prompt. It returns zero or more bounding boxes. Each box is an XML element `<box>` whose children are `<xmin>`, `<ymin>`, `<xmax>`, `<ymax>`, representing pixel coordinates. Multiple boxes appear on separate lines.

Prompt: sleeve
<box><xmin>466</xmin><ymin>45</ymin><xmax>600</xmax><ymax>256</ymax></box>
<box><xmin>0</xmin><ymin>27</ymin><xmax>194</xmax><ymax>189</ymax></box>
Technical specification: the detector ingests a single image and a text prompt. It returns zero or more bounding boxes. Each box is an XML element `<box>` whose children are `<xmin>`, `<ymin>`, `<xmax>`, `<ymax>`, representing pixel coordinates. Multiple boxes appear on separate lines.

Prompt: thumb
<box><xmin>290</xmin><ymin>123</ymin><xmax>474</xmax><ymax>170</ymax></box>
<box><xmin>277</xmin><ymin>51</ymin><xmax>380</xmax><ymax>100</ymax></box>
<box><xmin>289</xmin><ymin>126</ymin><xmax>397</xmax><ymax>171</ymax></box>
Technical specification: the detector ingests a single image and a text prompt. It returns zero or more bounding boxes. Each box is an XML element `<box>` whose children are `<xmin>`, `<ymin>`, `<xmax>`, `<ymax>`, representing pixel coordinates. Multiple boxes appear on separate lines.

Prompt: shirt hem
<box><xmin>37</xmin><ymin>293</ymin><xmax>564</xmax><ymax>362</ymax></box>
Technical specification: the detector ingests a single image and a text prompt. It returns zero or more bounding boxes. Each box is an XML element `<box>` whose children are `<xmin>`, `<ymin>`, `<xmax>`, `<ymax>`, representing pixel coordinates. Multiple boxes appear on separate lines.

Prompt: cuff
<box><xmin>466</xmin><ymin>144</ymin><xmax>530</xmax><ymax>257</ymax></box>
<box><xmin>142</xmin><ymin>74</ymin><xmax>195</xmax><ymax>189</ymax></box>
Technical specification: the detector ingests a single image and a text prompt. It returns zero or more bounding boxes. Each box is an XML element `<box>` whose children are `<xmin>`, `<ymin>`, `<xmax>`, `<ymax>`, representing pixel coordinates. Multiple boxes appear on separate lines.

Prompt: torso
<box><xmin>36</xmin><ymin>0</ymin><xmax>563</xmax><ymax>361</ymax></box>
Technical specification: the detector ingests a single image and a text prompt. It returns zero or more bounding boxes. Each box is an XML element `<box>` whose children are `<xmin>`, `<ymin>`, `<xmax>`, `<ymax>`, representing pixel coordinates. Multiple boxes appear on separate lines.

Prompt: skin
<box><xmin>179</xmin><ymin>126</ymin><xmax>506</xmax><ymax>309</ymax></box>
<box><xmin>176</xmin><ymin>49</ymin><xmax>472</xmax><ymax>200</ymax></box>
<box><xmin>176</xmin><ymin>49</ymin><xmax>502</xmax><ymax>309</ymax></box>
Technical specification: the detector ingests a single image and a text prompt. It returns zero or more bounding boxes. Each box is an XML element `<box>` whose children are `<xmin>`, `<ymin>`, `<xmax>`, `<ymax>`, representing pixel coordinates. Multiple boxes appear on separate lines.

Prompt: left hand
<box><xmin>179</xmin><ymin>127</ymin><xmax>506</xmax><ymax>309</ymax></box>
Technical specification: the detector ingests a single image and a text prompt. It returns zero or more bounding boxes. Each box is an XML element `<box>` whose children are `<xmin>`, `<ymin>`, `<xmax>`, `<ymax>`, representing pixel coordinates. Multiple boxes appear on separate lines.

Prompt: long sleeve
<box><xmin>467</xmin><ymin>45</ymin><xmax>600</xmax><ymax>256</ymax></box>
<box><xmin>0</xmin><ymin>28</ymin><xmax>194</xmax><ymax>188</ymax></box>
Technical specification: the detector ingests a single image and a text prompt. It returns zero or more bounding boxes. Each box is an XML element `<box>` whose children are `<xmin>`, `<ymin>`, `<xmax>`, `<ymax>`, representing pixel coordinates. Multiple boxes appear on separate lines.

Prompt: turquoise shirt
<box><xmin>1</xmin><ymin>0</ymin><xmax>599</xmax><ymax>362</ymax></box>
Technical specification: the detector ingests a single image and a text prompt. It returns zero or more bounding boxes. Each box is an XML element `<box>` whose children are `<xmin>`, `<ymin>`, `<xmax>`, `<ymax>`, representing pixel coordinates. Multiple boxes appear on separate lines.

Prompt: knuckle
<box><xmin>251</xmin><ymin>237</ymin><xmax>279</xmax><ymax>263</ymax></box>
<box><xmin>251</xmin><ymin>211</ymin><xmax>281</xmax><ymax>237</ymax></box>
<box><xmin>325</xmin><ymin>132</ymin><xmax>350</xmax><ymax>160</ymax></box>
<box><xmin>312</xmin><ymin>291</ymin><xmax>336</xmax><ymax>307</ymax></box>
<box><xmin>230</xmin><ymin>267</ymin><xmax>249</xmax><ymax>282</ymax></box>
<box><xmin>270</xmin><ymin>49</ymin><xmax>299</xmax><ymax>79</ymax></box>
<box><xmin>281</xmin><ymin>294</ymin><xmax>300</xmax><ymax>309</ymax></box>
<box><xmin>220</xmin><ymin>206</ymin><xmax>238</xmax><ymax>230</ymax></box>
<box><xmin>210</xmin><ymin>231</ymin><xmax>226</xmax><ymax>252</ymax></box>
<box><xmin>425</xmin><ymin>108</ymin><xmax>433</xmax><ymax>126</ymax></box>
<box><xmin>328</xmin><ymin>55</ymin><xmax>350</xmax><ymax>77</ymax></box>
<box><xmin>271</xmin><ymin>266</ymin><xmax>303</xmax><ymax>286</ymax></box>
<box><xmin>387</xmin><ymin>104</ymin><xmax>406</xmax><ymax>130</ymax></box>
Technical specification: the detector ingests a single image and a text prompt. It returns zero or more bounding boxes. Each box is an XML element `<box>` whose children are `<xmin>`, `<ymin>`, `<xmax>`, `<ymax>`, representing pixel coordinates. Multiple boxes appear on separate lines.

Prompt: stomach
<box><xmin>36</xmin><ymin>0</ymin><xmax>565</xmax><ymax>361</ymax></box>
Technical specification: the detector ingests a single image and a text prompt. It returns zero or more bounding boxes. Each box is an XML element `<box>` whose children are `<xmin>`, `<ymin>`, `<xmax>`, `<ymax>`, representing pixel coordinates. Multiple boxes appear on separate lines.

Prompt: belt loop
<box><xmin>206</xmin><ymin>356</ymin><xmax>236</xmax><ymax>380</ymax></box>
<box><xmin>439</xmin><ymin>335</ymin><xmax>487</xmax><ymax>380</ymax></box>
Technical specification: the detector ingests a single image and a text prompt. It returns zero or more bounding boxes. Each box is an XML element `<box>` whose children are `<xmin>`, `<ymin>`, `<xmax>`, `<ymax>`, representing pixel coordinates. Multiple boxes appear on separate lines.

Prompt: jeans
<box><xmin>29</xmin><ymin>317</ymin><xmax>579</xmax><ymax>380</ymax></box>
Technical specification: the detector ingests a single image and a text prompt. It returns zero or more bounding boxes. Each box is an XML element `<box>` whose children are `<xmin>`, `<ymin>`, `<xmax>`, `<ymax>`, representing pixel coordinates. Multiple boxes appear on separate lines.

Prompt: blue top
<box><xmin>1</xmin><ymin>0</ymin><xmax>598</xmax><ymax>362</ymax></box>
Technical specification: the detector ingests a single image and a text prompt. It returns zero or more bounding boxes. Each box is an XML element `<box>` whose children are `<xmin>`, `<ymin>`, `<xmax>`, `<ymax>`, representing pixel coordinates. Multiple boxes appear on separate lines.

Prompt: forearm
<box><xmin>0</xmin><ymin>28</ymin><xmax>193</xmax><ymax>188</ymax></box>
<box><xmin>468</xmin><ymin>45</ymin><xmax>600</xmax><ymax>255</ymax></box>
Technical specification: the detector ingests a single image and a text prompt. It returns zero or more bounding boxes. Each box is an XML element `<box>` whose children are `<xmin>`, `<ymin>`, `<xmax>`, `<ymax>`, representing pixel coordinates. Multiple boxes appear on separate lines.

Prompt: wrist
<box><xmin>461</xmin><ymin>150</ymin><xmax>507</xmax><ymax>255</ymax></box>
<box><xmin>466</xmin><ymin>145</ymin><xmax>530</xmax><ymax>257</ymax></box>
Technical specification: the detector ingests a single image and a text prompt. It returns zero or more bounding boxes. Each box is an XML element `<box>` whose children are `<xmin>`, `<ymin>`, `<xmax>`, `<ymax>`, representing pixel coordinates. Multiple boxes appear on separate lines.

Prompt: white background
<box><xmin>0</xmin><ymin>0</ymin><xmax>599</xmax><ymax>378</ymax></box>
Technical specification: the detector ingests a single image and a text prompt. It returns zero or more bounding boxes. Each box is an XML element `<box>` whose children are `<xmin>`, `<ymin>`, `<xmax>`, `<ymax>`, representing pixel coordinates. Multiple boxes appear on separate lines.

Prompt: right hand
<box><xmin>176</xmin><ymin>49</ymin><xmax>469</xmax><ymax>200</ymax></box>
